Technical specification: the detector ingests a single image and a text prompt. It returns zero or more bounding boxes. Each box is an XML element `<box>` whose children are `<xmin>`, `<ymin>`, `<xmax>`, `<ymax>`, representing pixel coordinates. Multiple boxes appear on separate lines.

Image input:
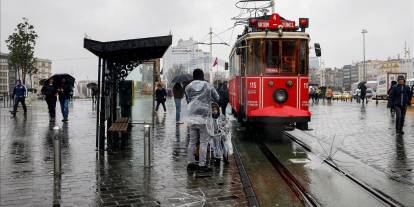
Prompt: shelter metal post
<box><xmin>99</xmin><ymin>59</ymin><xmax>106</xmax><ymax>151</ymax></box>
<box><xmin>96</xmin><ymin>58</ymin><xmax>101</xmax><ymax>149</ymax></box>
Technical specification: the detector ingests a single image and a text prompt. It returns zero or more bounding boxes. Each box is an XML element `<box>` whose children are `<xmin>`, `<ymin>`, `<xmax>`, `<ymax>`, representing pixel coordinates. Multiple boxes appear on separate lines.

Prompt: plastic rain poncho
<box><xmin>209</xmin><ymin>115</ymin><xmax>233</xmax><ymax>161</ymax></box>
<box><xmin>185</xmin><ymin>80</ymin><xmax>220</xmax><ymax>135</ymax></box>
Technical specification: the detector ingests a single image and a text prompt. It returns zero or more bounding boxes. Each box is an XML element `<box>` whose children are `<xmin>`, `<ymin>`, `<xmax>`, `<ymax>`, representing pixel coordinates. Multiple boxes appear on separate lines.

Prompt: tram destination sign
<box><xmin>254</xmin><ymin>13</ymin><xmax>296</xmax><ymax>30</ymax></box>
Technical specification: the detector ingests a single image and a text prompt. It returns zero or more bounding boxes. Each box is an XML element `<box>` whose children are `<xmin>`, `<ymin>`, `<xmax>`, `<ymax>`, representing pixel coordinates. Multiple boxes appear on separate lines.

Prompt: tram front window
<box><xmin>246</xmin><ymin>39</ymin><xmax>302</xmax><ymax>75</ymax></box>
<box><xmin>281</xmin><ymin>40</ymin><xmax>297</xmax><ymax>74</ymax></box>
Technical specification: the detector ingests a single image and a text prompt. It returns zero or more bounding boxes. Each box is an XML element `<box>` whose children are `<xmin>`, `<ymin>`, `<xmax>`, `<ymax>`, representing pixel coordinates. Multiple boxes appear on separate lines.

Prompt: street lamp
<box><xmin>362</xmin><ymin>29</ymin><xmax>368</xmax><ymax>81</ymax></box>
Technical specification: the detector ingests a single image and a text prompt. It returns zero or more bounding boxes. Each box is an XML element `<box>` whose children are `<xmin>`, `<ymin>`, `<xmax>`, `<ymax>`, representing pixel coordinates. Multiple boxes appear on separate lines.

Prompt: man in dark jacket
<box><xmin>389</xmin><ymin>75</ymin><xmax>412</xmax><ymax>134</ymax></box>
<box><xmin>41</xmin><ymin>78</ymin><xmax>58</xmax><ymax>121</ymax></box>
<box><xmin>217</xmin><ymin>82</ymin><xmax>229</xmax><ymax>116</ymax></box>
<box><xmin>360</xmin><ymin>83</ymin><xmax>367</xmax><ymax>104</ymax></box>
<box><xmin>155</xmin><ymin>83</ymin><xmax>167</xmax><ymax>113</ymax></box>
<box><xmin>11</xmin><ymin>80</ymin><xmax>27</xmax><ymax>116</ymax></box>
<box><xmin>173</xmin><ymin>83</ymin><xmax>184</xmax><ymax>123</ymax></box>
<box><xmin>57</xmin><ymin>78</ymin><xmax>73</xmax><ymax>122</ymax></box>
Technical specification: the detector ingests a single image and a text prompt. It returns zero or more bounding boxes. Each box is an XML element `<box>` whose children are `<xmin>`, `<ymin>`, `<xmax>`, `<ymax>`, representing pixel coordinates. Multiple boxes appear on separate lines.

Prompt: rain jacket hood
<box><xmin>185</xmin><ymin>80</ymin><xmax>220</xmax><ymax>135</ymax></box>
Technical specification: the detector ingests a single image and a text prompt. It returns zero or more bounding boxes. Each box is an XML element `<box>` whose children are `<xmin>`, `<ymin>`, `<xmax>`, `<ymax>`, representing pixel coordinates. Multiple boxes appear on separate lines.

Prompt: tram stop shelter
<box><xmin>84</xmin><ymin>35</ymin><xmax>172</xmax><ymax>151</ymax></box>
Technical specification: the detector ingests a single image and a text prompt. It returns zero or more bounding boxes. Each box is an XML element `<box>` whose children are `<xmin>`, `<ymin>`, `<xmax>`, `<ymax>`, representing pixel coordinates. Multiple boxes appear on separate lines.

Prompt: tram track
<box><xmin>257</xmin><ymin>141</ymin><xmax>321</xmax><ymax>207</ymax></box>
<box><xmin>233</xmin><ymin>126</ymin><xmax>404</xmax><ymax>207</ymax></box>
<box><xmin>283</xmin><ymin>131</ymin><xmax>404</xmax><ymax>207</ymax></box>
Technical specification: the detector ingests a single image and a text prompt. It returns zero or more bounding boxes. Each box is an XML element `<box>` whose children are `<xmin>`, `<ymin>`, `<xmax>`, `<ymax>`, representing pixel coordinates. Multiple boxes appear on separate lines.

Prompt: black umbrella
<box><xmin>39</xmin><ymin>79</ymin><xmax>47</xmax><ymax>86</ymax></box>
<box><xmin>87</xmin><ymin>82</ymin><xmax>98</xmax><ymax>89</ymax></box>
<box><xmin>45</xmin><ymin>73</ymin><xmax>75</xmax><ymax>87</ymax></box>
<box><xmin>358</xmin><ymin>81</ymin><xmax>366</xmax><ymax>89</ymax></box>
<box><xmin>171</xmin><ymin>74</ymin><xmax>192</xmax><ymax>83</ymax></box>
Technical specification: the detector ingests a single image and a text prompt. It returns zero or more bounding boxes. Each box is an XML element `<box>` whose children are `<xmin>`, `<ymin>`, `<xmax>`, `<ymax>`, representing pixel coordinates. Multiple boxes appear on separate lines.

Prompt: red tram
<box><xmin>229</xmin><ymin>13</ymin><xmax>316</xmax><ymax>129</ymax></box>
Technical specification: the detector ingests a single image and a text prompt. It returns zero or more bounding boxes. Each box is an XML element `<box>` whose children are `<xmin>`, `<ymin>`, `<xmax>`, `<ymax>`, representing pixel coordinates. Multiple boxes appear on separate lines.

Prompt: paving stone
<box><xmin>0</xmin><ymin>98</ymin><xmax>248</xmax><ymax>206</ymax></box>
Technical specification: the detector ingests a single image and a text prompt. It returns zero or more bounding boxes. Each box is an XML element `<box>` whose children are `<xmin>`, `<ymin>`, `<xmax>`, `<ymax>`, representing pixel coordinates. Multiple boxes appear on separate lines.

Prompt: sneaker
<box><xmin>62</xmin><ymin>118</ymin><xmax>68</xmax><ymax>122</ymax></box>
<box><xmin>187</xmin><ymin>163</ymin><xmax>198</xmax><ymax>171</ymax></box>
<box><xmin>176</xmin><ymin>121</ymin><xmax>184</xmax><ymax>124</ymax></box>
<box><xmin>197</xmin><ymin>166</ymin><xmax>212</xmax><ymax>173</ymax></box>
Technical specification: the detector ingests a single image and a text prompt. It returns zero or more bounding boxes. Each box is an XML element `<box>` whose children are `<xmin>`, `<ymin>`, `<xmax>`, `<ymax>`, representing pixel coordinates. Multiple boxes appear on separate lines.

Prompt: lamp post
<box><xmin>362</xmin><ymin>29</ymin><xmax>368</xmax><ymax>81</ymax></box>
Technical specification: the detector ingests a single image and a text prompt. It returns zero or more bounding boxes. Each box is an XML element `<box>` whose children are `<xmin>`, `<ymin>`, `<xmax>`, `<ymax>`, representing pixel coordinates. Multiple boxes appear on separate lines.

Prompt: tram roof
<box><xmin>239</xmin><ymin>31</ymin><xmax>310</xmax><ymax>41</ymax></box>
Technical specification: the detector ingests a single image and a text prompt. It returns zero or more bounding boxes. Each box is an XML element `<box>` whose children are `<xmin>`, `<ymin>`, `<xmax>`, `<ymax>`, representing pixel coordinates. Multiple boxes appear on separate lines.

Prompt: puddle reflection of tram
<box><xmin>229</xmin><ymin>11</ymin><xmax>321</xmax><ymax>130</ymax></box>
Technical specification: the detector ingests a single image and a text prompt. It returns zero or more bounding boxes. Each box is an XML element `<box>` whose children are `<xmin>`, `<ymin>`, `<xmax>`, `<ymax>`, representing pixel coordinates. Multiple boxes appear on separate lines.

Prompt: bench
<box><xmin>108</xmin><ymin>117</ymin><xmax>130</xmax><ymax>150</ymax></box>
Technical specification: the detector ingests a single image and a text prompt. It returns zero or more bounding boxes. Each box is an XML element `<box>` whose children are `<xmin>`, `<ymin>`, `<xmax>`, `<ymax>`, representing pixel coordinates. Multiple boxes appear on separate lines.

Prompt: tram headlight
<box><xmin>272</xmin><ymin>88</ymin><xmax>288</xmax><ymax>104</ymax></box>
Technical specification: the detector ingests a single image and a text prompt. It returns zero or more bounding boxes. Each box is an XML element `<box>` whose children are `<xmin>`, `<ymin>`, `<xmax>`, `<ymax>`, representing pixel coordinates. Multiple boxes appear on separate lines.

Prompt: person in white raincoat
<box><xmin>185</xmin><ymin>69</ymin><xmax>220</xmax><ymax>173</ymax></box>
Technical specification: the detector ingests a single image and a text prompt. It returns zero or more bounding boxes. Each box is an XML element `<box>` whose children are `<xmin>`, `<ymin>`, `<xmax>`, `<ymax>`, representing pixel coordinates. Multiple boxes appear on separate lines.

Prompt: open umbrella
<box><xmin>171</xmin><ymin>74</ymin><xmax>192</xmax><ymax>83</ymax></box>
<box><xmin>45</xmin><ymin>73</ymin><xmax>75</xmax><ymax>87</ymax></box>
<box><xmin>87</xmin><ymin>82</ymin><xmax>98</xmax><ymax>89</ymax></box>
<box><xmin>358</xmin><ymin>81</ymin><xmax>366</xmax><ymax>89</ymax></box>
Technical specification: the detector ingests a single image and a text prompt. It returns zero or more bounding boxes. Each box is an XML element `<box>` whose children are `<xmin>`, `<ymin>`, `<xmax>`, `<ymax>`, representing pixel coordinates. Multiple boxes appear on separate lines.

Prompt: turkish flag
<box><xmin>212</xmin><ymin>57</ymin><xmax>218</xmax><ymax>67</ymax></box>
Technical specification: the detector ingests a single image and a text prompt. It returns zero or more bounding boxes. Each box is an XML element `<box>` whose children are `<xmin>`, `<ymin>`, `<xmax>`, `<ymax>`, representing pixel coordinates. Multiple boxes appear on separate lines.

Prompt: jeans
<box><xmin>46</xmin><ymin>98</ymin><xmax>57</xmax><ymax>118</ymax></box>
<box><xmin>13</xmin><ymin>97</ymin><xmax>27</xmax><ymax>113</ymax></box>
<box><xmin>395</xmin><ymin>106</ymin><xmax>407</xmax><ymax>131</ymax></box>
<box><xmin>59</xmin><ymin>98</ymin><xmax>70</xmax><ymax>119</ymax></box>
<box><xmin>174</xmin><ymin>98</ymin><xmax>181</xmax><ymax>122</ymax></box>
<box><xmin>187</xmin><ymin>124</ymin><xmax>209</xmax><ymax>167</ymax></box>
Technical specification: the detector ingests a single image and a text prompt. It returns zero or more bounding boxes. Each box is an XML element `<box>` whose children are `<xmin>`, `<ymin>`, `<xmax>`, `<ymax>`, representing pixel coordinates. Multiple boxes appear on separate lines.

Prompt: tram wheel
<box><xmin>296</xmin><ymin>122</ymin><xmax>308</xmax><ymax>130</ymax></box>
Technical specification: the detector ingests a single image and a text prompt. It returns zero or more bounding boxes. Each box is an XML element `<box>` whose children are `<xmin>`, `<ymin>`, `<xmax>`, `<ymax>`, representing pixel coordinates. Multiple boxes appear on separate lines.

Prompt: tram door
<box><xmin>240</xmin><ymin>46</ymin><xmax>247</xmax><ymax>119</ymax></box>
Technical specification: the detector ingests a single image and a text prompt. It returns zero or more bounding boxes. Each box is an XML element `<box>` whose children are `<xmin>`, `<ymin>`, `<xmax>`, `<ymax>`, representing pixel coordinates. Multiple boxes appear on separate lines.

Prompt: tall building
<box><xmin>342</xmin><ymin>64</ymin><xmax>359</xmax><ymax>91</ymax></box>
<box><xmin>0</xmin><ymin>53</ymin><xmax>9</xmax><ymax>95</ymax></box>
<box><xmin>0</xmin><ymin>53</ymin><xmax>52</xmax><ymax>95</ymax></box>
<box><xmin>356</xmin><ymin>60</ymin><xmax>383</xmax><ymax>82</ymax></box>
<box><xmin>162</xmin><ymin>38</ymin><xmax>212</xmax><ymax>75</ymax></box>
<box><xmin>400</xmin><ymin>58</ymin><xmax>413</xmax><ymax>79</ymax></box>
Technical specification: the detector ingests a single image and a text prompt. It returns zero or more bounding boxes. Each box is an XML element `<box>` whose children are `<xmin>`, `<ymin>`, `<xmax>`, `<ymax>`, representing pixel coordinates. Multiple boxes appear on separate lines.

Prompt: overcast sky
<box><xmin>0</xmin><ymin>0</ymin><xmax>413</xmax><ymax>80</ymax></box>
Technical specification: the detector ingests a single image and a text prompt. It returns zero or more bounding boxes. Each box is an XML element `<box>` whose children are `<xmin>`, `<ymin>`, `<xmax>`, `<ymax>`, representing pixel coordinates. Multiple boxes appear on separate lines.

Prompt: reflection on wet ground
<box><xmin>0</xmin><ymin>97</ymin><xmax>247</xmax><ymax>206</ymax></box>
<box><xmin>309</xmin><ymin>101</ymin><xmax>414</xmax><ymax>183</ymax></box>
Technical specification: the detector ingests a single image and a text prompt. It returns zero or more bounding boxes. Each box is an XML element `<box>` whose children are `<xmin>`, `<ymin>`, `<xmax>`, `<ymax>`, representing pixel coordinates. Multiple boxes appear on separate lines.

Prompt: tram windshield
<box><xmin>246</xmin><ymin>38</ymin><xmax>308</xmax><ymax>75</ymax></box>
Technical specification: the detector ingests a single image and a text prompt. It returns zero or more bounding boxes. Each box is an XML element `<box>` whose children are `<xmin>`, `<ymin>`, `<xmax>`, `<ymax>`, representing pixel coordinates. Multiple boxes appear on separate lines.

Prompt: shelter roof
<box><xmin>84</xmin><ymin>35</ymin><xmax>172</xmax><ymax>62</ymax></box>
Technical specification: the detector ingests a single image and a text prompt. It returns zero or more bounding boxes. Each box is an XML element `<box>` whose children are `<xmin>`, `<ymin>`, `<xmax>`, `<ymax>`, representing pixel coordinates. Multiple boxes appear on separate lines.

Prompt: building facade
<box><xmin>162</xmin><ymin>38</ymin><xmax>212</xmax><ymax>76</ymax></box>
<box><xmin>0</xmin><ymin>53</ymin><xmax>9</xmax><ymax>95</ymax></box>
<box><xmin>0</xmin><ymin>53</ymin><xmax>52</xmax><ymax>95</ymax></box>
<box><xmin>357</xmin><ymin>60</ymin><xmax>383</xmax><ymax>82</ymax></box>
<box><xmin>342</xmin><ymin>64</ymin><xmax>359</xmax><ymax>91</ymax></box>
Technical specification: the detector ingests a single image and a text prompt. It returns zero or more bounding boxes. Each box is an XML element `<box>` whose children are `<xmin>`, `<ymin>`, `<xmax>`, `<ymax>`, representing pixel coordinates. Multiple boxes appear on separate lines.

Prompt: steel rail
<box><xmin>283</xmin><ymin>131</ymin><xmax>404</xmax><ymax>207</ymax></box>
<box><xmin>257</xmin><ymin>141</ymin><xmax>321</xmax><ymax>207</ymax></box>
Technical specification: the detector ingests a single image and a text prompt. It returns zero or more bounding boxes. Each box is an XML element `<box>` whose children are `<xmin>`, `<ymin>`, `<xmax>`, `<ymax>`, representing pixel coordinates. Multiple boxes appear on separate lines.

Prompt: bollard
<box><xmin>144</xmin><ymin>125</ymin><xmax>151</xmax><ymax>167</ymax></box>
<box><xmin>53</xmin><ymin>126</ymin><xmax>62</xmax><ymax>175</ymax></box>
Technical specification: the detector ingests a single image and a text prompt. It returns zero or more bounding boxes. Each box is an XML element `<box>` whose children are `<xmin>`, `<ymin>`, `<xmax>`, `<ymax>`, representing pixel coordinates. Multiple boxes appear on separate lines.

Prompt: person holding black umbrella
<box><xmin>57</xmin><ymin>78</ymin><xmax>73</xmax><ymax>122</ymax></box>
<box><xmin>41</xmin><ymin>78</ymin><xmax>58</xmax><ymax>121</ymax></box>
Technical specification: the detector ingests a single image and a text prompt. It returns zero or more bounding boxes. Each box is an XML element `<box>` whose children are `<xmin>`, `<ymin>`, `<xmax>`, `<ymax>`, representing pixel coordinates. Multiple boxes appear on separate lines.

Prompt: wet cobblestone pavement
<box><xmin>0</xmin><ymin>98</ymin><xmax>247</xmax><ymax>206</ymax></box>
<box><xmin>308</xmin><ymin>101</ymin><xmax>414</xmax><ymax>183</ymax></box>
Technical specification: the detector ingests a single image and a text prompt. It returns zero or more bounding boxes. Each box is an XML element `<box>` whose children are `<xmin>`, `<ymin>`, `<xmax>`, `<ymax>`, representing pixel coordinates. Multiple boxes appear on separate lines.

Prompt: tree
<box><xmin>5</xmin><ymin>18</ymin><xmax>38</xmax><ymax>85</ymax></box>
<box><xmin>165</xmin><ymin>64</ymin><xmax>186</xmax><ymax>88</ymax></box>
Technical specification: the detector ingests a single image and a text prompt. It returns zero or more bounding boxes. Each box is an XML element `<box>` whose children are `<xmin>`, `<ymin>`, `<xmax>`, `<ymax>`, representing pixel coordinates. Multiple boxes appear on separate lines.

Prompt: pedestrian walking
<box><xmin>387</xmin><ymin>81</ymin><xmax>397</xmax><ymax>115</ymax></box>
<box><xmin>360</xmin><ymin>83</ymin><xmax>367</xmax><ymax>104</ymax></box>
<box><xmin>173</xmin><ymin>82</ymin><xmax>184</xmax><ymax>124</ymax></box>
<box><xmin>185</xmin><ymin>69</ymin><xmax>220</xmax><ymax>173</ymax></box>
<box><xmin>326</xmin><ymin>87</ymin><xmax>333</xmax><ymax>104</ymax></box>
<box><xmin>155</xmin><ymin>83</ymin><xmax>167</xmax><ymax>113</ymax></box>
<box><xmin>41</xmin><ymin>79</ymin><xmax>58</xmax><ymax>121</ymax></box>
<box><xmin>389</xmin><ymin>75</ymin><xmax>412</xmax><ymax>135</ymax></box>
<box><xmin>57</xmin><ymin>78</ymin><xmax>73</xmax><ymax>122</ymax></box>
<box><xmin>217</xmin><ymin>81</ymin><xmax>229</xmax><ymax>116</ymax></box>
<box><xmin>10</xmin><ymin>80</ymin><xmax>28</xmax><ymax>116</ymax></box>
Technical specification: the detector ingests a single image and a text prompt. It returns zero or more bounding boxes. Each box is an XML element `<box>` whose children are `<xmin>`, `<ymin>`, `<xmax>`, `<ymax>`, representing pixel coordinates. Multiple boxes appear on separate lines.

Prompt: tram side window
<box><xmin>265</xmin><ymin>40</ymin><xmax>280</xmax><ymax>74</ymax></box>
<box><xmin>281</xmin><ymin>40</ymin><xmax>297</xmax><ymax>74</ymax></box>
<box><xmin>299</xmin><ymin>40</ymin><xmax>308</xmax><ymax>75</ymax></box>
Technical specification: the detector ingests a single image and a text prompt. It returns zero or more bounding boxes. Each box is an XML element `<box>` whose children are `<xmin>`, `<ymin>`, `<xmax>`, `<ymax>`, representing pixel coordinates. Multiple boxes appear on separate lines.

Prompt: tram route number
<box><xmin>249</xmin><ymin>82</ymin><xmax>257</xmax><ymax>89</ymax></box>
